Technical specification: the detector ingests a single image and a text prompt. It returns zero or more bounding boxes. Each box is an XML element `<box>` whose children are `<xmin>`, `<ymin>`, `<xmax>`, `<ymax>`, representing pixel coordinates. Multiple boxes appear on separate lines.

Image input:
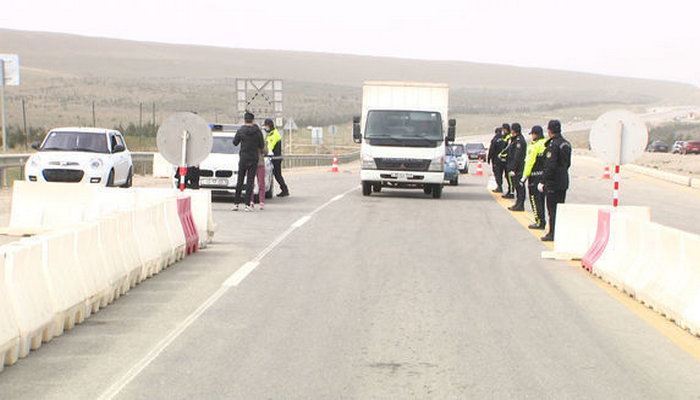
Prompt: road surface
<box><xmin>1</xmin><ymin>162</ymin><xmax>700</xmax><ymax>399</ymax></box>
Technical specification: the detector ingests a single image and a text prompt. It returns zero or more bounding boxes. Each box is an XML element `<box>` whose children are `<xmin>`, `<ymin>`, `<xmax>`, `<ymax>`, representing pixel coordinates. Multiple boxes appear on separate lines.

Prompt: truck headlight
<box><xmin>361</xmin><ymin>155</ymin><xmax>376</xmax><ymax>169</ymax></box>
<box><xmin>90</xmin><ymin>158</ymin><xmax>104</xmax><ymax>169</ymax></box>
<box><xmin>428</xmin><ymin>156</ymin><xmax>444</xmax><ymax>172</ymax></box>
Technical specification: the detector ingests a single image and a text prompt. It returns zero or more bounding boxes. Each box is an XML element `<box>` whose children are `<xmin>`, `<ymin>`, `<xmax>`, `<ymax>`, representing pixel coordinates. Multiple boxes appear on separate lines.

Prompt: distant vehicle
<box><xmin>465</xmin><ymin>142</ymin><xmax>487</xmax><ymax>161</ymax></box>
<box><xmin>444</xmin><ymin>145</ymin><xmax>459</xmax><ymax>186</ymax></box>
<box><xmin>25</xmin><ymin>127</ymin><xmax>133</xmax><ymax>187</ymax></box>
<box><xmin>183</xmin><ymin>124</ymin><xmax>274</xmax><ymax>201</ymax></box>
<box><xmin>684</xmin><ymin>140</ymin><xmax>700</xmax><ymax>155</ymax></box>
<box><xmin>353</xmin><ymin>81</ymin><xmax>456</xmax><ymax>199</ymax></box>
<box><xmin>449</xmin><ymin>143</ymin><xmax>468</xmax><ymax>173</ymax></box>
<box><xmin>646</xmin><ymin>140</ymin><xmax>669</xmax><ymax>153</ymax></box>
<box><xmin>672</xmin><ymin>141</ymin><xmax>687</xmax><ymax>154</ymax></box>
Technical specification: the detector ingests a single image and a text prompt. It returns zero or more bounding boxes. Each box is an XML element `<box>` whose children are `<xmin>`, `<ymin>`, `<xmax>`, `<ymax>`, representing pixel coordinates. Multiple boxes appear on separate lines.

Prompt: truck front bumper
<box><xmin>361</xmin><ymin>169</ymin><xmax>444</xmax><ymax>187</ymax></box>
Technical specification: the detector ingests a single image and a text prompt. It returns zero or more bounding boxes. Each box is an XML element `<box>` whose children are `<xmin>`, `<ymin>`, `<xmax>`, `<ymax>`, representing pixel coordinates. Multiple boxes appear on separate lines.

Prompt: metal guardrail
<box><xmin>0</xmin><ymin>151</ymin><xmax>360</xmax><ymax>186</ymax></box>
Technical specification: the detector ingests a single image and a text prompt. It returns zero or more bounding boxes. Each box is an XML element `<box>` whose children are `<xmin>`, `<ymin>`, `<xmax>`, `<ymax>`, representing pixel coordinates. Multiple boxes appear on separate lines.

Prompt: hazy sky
<box><xmin>2</xmin><ymin>0</ymin><xmax>699</xmax><ymax>87</ymax></box>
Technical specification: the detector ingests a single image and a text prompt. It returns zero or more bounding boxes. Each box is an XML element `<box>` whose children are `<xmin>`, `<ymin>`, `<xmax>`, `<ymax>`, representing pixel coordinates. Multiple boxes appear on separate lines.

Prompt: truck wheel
<box><xmin>432</xmin><ymin>184</ymin><xmax>443</xmax><ymax>199</ymax></box>
<box><xmin>372</xmin><ymin>183</ymin><xmax>382</xmax><ymax>193</ymax></box>
<box><xmin>423</xmin><ymin>185</ymin><xmax>432</xmax><ymax>195</ymax></box>
<box><xmin>362</xmin><ymin>182</ymin><xmax>372</xmax><ymax>196</ymax></box>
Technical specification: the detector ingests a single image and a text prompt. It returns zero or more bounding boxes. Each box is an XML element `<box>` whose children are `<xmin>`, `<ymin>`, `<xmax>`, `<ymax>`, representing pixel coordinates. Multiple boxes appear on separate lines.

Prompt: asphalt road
<box><xmin>2</xmin><ymin>162</ymin><xmax>700</xmax><ymax>399</ymax></box>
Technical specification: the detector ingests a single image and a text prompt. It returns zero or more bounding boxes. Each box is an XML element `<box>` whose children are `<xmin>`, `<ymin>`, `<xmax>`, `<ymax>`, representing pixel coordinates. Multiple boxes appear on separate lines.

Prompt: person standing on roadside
<box><xmin>521</xmin><ymin>125</ymin><xmax>547</xmax><ymax>229</ymax></box>
<box><xmin>249</xmin><ymin>142</ymin><xmax>268</xmax><ymax>210</ymax></box>
<box><xmin>487</xmin><ymin>127</ymin><xmax>507</xmax><ymax>193</ymax></box>
<box><xmin>233</xmin><ymin>112</ymin><xmax>265</xmax><ymax>212</ymax></box>
<box><xmin>264</xmin><ymin>119</ymin><xmax>290</xmax><ymax>197</ymax></box>
<box><xmin>506</xmin><ymin>123</ymin><xmax>527</xmax><ymax>211</ymax></box>
<box><xmin>498</xmin><ymin>123</ymin><xmax>514</xmax><ymax>198</ymax></box>
<box><xmin>539</xmin><ymin>119</ymin><xmax>572</xmax><ymax>242</ymax></box>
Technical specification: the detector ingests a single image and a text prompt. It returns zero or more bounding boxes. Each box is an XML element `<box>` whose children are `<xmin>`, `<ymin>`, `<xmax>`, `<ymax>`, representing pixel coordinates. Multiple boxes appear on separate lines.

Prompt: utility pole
<box><xmin>22</xmin><ymin>98</ymin><xmax>28</xmax><ymax>151</ymax></box>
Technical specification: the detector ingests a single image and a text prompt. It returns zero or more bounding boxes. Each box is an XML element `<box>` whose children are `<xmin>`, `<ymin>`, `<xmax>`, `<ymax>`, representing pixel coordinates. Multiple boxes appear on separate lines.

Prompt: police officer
<box><xmin>499</xmin><ymin>123</ymin><xmax>514</xmax><ymax>198</ymax></box>
<box><xmin>506</xmin><ymin>123</ymin><xmax>527</xmax><ymax>211</ymax></box>
<box><xmin>487</xmin><ymin>127</ymin><xmax>507</xmax><ymax>193</ymax></box>
<box><xmin>264</xmin><ymin>119</ymin><xmax>289</xmax><ymax>197</ymax></box>
<box><xmin>521</xmin><ymin>126</ymin><xmax>547</xmax><ymax>229</ymax></box>
<box><xmin>539</xmin><ymin>119</ymin><xmax>572</xmax><ymax>242</ymax></box>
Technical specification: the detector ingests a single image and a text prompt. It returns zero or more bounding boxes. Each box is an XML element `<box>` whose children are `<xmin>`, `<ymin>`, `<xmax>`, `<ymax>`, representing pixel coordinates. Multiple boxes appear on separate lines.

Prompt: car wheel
<box><xmin>106</xmin><ymin>169</ymin><xmax>115</xmax><ymax>187</ymax></box>
<box><xmin>432</xmin><ymin>184</ymin><xmax>443</xmax><ymax>199</ymax></box>
<box><xmin>372</xmin><ymin>183</ymin><xmax>381</xmax><ymax>193</ymax></box>
<box><xmin>362</xmin><ymin>181</ymin><xmax>372</xmax><ymax>196</ymax></box>
<box><xmin>120</xmin><ymin>168</ymin><xmax>133</xmax><ymax>188</ymax></box>
<box><xmin>423</xmin><ymin>185</ymin><xmax>432</xmax><ymax>195</ymax></box>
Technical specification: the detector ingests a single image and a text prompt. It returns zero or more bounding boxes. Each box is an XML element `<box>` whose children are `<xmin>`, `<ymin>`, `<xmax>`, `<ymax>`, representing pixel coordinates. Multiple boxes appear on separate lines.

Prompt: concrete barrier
<box><xmin>3</xmin><ymin>241</ymin><xmax>55</xmax><ymax>358</ymax></box>
<box><xmin>73</xmin><ymin>224</ymin><xmax>112</xmax><ymax>313</ymax></box>
<box><xmin>677</xmin><ymin>234</ymin><xmax>700</xmax><ymax>334</ymax></box>
<box><xmin>96</xmin><ymin>216</ymin><xmax>131</xmax><ymax>297</ymax></box>
<box><xmin>185</xmin><ymin>189</ymin><xmax>216</xmax><ymax>247</ymax></box>
<box><xmin>164</xmin><ymin>198</ymin><xmax>187</xmax><ymax>262</ymax></box>
<box><xmin>636</xmin><ymin>225</ymin><xmax>684</xmax><ymax>318</ymax></box>
<box><xmin>621</xmin><ymin>222</ymin><xmax>661</xmax><ymax>299</ymax></box>
<box><xmin>0</xmin><ymin>246</ymin><xmax>20</xmax><ymax>370</ymax></box>
<box><xmin>593</xmin><ymin>214</ymin><xmax>643</xmax><ymax>291</ymax></box>
<box><xmin>177</xmin><ymin>196</ymin><xmax>199</xmax><ymax>255</ymax></box>
<box><xmin>545</xmin><ymin>204</ymin><xmax>650</xmax><ymax>260</ymax></box>
<box><xmin>624</xmin><ymin>164</ymin><xmax>692</xmax><ymax>187</ymax></box>
<box><xmin>581</xmin><ymin>210</ymin><xmax>610</xmax><ymax>272</ymax></box>
<box><xmin>132</xmin><ymin>206</ymin><xmax>162</xmax><ymax>279</ymax></box>
<box><xmin>116</xmin><ymin>211</ymin><xmax>144</xmax><ymax>287</ymax></box>
<box><xmin>20</xmin><ymin>232</ymin><xmax>90</xmax><ymax>337</ymax></box>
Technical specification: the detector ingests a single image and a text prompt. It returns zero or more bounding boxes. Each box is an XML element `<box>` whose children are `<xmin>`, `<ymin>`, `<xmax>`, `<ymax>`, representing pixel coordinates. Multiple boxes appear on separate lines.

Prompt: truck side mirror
<box><xmin>352</xmin><ymin>116</ymin><xmax>362</xmax><ymax>144</ymax></box>
<box><xmin>447</xmin><ymin>119</ymin><xmax>456</xmax><ymax>142</ymax></box>
<box><xmin>31</xmin><ymin>141</ymin><xmax>41</xmax><ymax>150</ymax></box>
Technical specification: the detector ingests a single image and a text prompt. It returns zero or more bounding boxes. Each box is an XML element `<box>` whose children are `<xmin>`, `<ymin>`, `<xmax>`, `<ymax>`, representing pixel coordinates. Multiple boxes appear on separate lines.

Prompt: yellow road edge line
<box><xmin>489</xmin><ymin>189</ymin><xmax>700</xmax><ymax>364</ymax></box>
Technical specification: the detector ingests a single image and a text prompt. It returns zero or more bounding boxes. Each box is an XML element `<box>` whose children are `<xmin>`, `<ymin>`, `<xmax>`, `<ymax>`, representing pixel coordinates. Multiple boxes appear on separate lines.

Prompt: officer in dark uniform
<box><xmin>539</xmin><ymin>119</ymin><xmax>572</xmax><ymax>242</ymax></box>
<box><xmin>487</xmin><ymin>127</ymin><xmax>506</xmax><ymax>193</ymax></box>
<box><xmin>506</xmin><ymin>123</ymin><xmax>527</xmax><ymax>211</ymax></box>
<box><xmin>499</xmin><ymin>123</ymin><xmax>514</xmax><ymax>198</ymax></box>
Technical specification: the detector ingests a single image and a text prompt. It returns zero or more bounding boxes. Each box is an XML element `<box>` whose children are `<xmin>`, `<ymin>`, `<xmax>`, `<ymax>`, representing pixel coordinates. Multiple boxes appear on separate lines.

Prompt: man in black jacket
<box><xmin>233</xmin><ymin>112</ymin><xmax>266</xmax><ymax>211</ymax></box>
<box><xmin>499</xmin><ymin>123</ymin><xmax>514</xmax><ymax>198</ymax></box>
<box><xmin>487</xmin><ymin>127</ymin><xmax>507</xmax><ymax>193</ymax></box>
<box><xmin>539</xmin><ymin>119</ymin><xmax>572</xmax><ymax>241</ymax></box>
<box><xmin>506</xmin><ymin>123</ymin><xmax>527</xmax><ymax>211</ymax></box>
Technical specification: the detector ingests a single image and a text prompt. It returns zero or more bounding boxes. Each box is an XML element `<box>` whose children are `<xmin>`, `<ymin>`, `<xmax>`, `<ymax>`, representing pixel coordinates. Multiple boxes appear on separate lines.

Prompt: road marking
<box><xmin>222</xmin><ymin>262</ymin><xmax>260</xmax><ymax>287</ymax></box>
<box><xmin>99</xmin><ymin>184</ymin><xmax>359</xmax><ymax>399</ymax></box>
<box><xmin>488</xmin><ymin>188</ymin><xmax>700</xmax><ymax>364</ymax></box>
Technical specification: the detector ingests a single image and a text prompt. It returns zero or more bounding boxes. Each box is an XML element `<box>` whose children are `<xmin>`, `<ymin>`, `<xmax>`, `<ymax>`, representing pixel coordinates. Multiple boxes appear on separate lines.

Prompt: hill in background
<box><xmin>1</xmin><ymin>28</ymin><xmax>699</xmax><ymax>145</ymax></box>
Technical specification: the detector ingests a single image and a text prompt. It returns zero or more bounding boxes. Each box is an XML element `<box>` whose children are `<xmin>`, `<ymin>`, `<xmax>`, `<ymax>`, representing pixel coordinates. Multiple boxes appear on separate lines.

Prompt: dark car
<box><xmin>685</xmin><ymin>140</ymin><xmax>700</xmax><ymax>155</ymax></box>
<box><xmin>646</xmin><ymin>140</ymin><xmax>669</xmax><ymax>153</ymax></box>
<box><xmin>465</xmin><ymin>142</ymin><xmax>487</xmax><ymax>161</ymax></box>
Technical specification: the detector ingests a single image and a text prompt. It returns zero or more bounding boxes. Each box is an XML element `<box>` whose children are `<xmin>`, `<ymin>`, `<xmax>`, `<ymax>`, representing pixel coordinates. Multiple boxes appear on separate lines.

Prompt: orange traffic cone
<box><xmin>332</xmin><ymin>154</ymin><xmax>339</xmax><ymax>173</ymax></box>
<box><xmin>602</xmin><ymin>166</ymin><xmax>611</xmax><ymax>179</ymax></box>
<box><xmin>475</xmin><ymin>157</ymin><xmax>484</xmax><ymax>176</ymax></box>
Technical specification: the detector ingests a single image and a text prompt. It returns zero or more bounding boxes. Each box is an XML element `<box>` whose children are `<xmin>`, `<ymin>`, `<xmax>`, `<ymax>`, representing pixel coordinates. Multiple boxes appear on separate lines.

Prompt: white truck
<box><xmin>353</xmin><ymin>81</ymin><xmax>455</xmax><ymax>198</ymax></box>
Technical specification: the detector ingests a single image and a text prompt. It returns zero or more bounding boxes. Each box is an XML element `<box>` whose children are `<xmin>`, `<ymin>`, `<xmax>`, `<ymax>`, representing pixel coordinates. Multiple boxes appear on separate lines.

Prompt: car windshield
<box><xmin>466</xmin><ymin>143</ymin><xmax>485</xmax><ymax>151</ymax></box>
<box><xmin>450</xmin><ymin>144</ymin><xmax>464</xmax><ymax>155</ymax></box>
<box><xmin>211</xmin><ymin>137</ymin><xmax>240</xmax><ymax>154</ymax></box>
<box><xmin>41</xmin><ymin>131</ymin><xmax>109</xmax><ymax>153</ymax></box>
<box><xmin>365</xmin><ymin>110</ymin><xmax>443</xmax><ymax>141</ymax></box>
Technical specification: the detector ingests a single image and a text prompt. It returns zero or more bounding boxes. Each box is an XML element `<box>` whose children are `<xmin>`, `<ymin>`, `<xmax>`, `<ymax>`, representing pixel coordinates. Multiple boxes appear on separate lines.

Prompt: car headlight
<box><xmin>361</xmin><ymin>154</ymin><xmax>376</xmax><ymax>169</ymax></box>
<box><xmin>428</xmin><ymin>156</ymin><xmax>444</xmax><ymax>172</ymax></box>
<box><xmin>90</xmin><ymin>158</ymin><xmax>104</xmax><ymax>169</ymax></box>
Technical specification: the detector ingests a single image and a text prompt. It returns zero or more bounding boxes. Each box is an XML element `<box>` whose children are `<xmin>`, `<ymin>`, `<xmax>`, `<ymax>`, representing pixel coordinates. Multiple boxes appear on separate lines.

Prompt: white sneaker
<box><xmin>244</xmin><ymin>204</ymin><xmax>253</xmax><ymax>212</ymax></box>
<box><xmin>232</xmin><ymin>204</ymin><xmax>240</xmax><ymax>211</ymax></box>
<box><xmin>259</xmin><ymin>202</ymin><xmax>264</xmax><ymax>211</ymax></box>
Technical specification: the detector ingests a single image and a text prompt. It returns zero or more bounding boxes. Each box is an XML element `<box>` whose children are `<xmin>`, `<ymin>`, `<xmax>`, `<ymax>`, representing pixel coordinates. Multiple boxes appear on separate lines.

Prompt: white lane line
<box><xmin>222</xmin><ymin>262</ymin><xmax>260</xmax><ymax>287</ymax></box>
<box><xmin>99</xmin><ymin>184</ymin><xmax>359</xmax><ymax>400</ymax></box>
<box><xmin>292</xmin><ymin>215</ymin><xmax>312</xmax><ymax>228</ymax></box>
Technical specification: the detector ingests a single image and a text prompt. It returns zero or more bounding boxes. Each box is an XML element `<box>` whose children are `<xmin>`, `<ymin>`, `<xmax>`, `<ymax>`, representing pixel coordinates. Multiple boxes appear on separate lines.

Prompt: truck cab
<box><xmin>353</xmin><ymin>82</ymin><xmax>455</xmax><ymax>198</ymax></box>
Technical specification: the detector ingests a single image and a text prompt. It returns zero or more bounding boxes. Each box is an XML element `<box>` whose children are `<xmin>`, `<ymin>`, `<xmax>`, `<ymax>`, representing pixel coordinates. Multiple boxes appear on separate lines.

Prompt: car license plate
<box><xmin>200</xmin><ymin>178</ymin><xmax>228</xmax><ymax>186</ymax></box>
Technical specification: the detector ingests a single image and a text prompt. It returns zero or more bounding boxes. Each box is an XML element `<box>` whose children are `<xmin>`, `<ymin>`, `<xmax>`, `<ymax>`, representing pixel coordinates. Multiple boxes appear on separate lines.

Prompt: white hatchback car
<box><xmin>181</xmin><ymin>124</ymin><xmax>274</xmax><ymax>201</ymax></box>
<box><xmin>25</xmin><ymin>127</ymin><xmax>133</xmax><ymax>187</ymax></box>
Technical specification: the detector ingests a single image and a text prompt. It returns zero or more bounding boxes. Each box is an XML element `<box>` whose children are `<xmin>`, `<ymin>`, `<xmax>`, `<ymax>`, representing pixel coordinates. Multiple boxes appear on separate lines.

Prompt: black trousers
<box><xmin>546</xmin><ymin>190</ymin><xmax>567</xmax><ymax>236</ymax></box>
<box><xmin>513</xmin><ymin>172</ymin><xmax>525</xmax><ymax>206</ymax></box>
<box><xmin>528</xmin><ymin>180</ymin><xmax>546</xmax><ymax>226</ymax></box>
<box><xmin>235</xmin><ymin>159</ymin><xmax>257</xmax><ymax>205</ymax></box>
<box><xmin>272</xmin><ymin>159</ymin><xmax>288</xmax><ymax>191</ymax></box>
<box><xmin>492</xmin><ymin>161</ymin><xmax>505</xmax><ymax>189</ymax></box>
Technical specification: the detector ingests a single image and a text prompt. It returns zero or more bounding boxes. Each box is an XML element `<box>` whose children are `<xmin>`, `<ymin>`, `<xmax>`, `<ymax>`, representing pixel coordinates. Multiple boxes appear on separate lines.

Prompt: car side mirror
<box><xmin>113</xmin><ymin>144</ymin><xmax>126</xmax><ymax>153</ymax></box>
<box><xmin>447</xmin><ymin>119</ymin><xmax>456</xmax><ymax>142</ymax></box>
<box><xmin>352</xmin><ymin>116</ymin><xmax>362</xmax><ymax>144</ymax></box>
<box><xmin>31</xmin><ymin>141</ymin><xmax>41</xmax><ymax>150</ymax></box>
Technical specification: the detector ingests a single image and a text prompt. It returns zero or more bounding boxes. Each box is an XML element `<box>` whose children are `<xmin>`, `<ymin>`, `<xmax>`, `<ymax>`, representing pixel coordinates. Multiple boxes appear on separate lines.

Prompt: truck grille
<box><xmin>42</xmin><ymin>169</ymin><xmax>84</xmax><ymax>183</ymax></box>
<box><xmin>374</xmin><ymin>158</ymin><xmax>430</xmax><ymax>172</ymax></box>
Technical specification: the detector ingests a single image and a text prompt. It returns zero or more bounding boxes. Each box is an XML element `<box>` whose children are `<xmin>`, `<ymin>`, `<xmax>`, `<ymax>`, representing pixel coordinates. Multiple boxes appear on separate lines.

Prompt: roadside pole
<box><xmin>1</xmin><ymin>60</ymin><xmax>6</xmax><ymax>187</ymax></box>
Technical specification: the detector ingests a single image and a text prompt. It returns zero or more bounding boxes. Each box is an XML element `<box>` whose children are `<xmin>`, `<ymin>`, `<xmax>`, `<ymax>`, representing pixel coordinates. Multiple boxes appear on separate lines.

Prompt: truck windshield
<box><xmin>365</xmin><ymin>110</ymin><xmax>443</xmax><ymax>141</ymax></box>
<box><xmin>211</xmin><ymin>137</ymin><xmax>241</xmax><ymax>154</ymax></box>
<box><xmin>41</xmin><ymin>131</ymin><xmax>109</xmax><ymax>153</ymax></box>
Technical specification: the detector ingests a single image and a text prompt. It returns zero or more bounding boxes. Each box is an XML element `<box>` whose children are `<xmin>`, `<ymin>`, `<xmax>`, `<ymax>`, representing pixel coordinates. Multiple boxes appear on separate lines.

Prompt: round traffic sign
<box><xmin>157</xmin><ymin>112</ymin><xmax>212</xmax><ymax>166</ymax></box>
<box><xmin>589</xmin><ymin>110</ymin><xmax>648</xmax><ymax>165</ymax></box>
